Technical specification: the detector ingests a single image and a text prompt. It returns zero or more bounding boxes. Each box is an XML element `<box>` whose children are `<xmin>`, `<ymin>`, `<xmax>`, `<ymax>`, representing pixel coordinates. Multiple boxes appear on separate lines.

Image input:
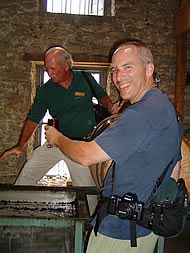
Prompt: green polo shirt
<box><xmin>27</xmin><ymin>70</ymin><xmax>106</xmax><ymax>139</ymax></box>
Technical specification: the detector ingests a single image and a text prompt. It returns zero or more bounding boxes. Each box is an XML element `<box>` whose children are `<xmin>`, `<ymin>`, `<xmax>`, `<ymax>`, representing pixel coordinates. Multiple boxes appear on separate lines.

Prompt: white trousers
<box><xmin>15</xmin><ymin>142</ymin><xmax>98</xmax><ymax>215</ymax></box>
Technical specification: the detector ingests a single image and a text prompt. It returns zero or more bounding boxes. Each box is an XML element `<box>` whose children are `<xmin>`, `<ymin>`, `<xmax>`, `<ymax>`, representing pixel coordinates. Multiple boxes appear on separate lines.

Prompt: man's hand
<box><xmin>45</xmin><ymin>125</ymin><xmax>62</xmax><ymax>146</ymax></box>
<box><xmin>110</xmin><ymin>101</ymin><xmax>125</xmax><ymax>114</ymax></box>
<box><xmin>1</xmin><ymin>120</ymin><xmax>38</xmax><ymax>160</ymax></box>
<box><xmin>0</xmin><ymin>146</ymin><xmax>23</xmax><ymax>159</ymax></box>
<box><xmin>171</xmin><ymin>161</ymin><xmax>181</xmax><ymax>181</ymax></box>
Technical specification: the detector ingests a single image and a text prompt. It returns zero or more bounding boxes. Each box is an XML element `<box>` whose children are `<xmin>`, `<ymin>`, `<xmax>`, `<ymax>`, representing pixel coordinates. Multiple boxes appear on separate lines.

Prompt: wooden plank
<box><xmin>0</xmin><ymin>217</ymin><xmax>76</xmax><ymax>227</ymax></box>
<box><xmin>75</xmin><ymin>221</ymin><xmax>84</xmax><ymax>253</ymax></box>
<box><xmin>174</xmin><ymin>35</ymin><xmax>187</xmax><ymax>120</ymax></box>
<box><xmin>180</xmin><ymin>137</ymin><xmax>190</xmax><ymax>199</ymax></box>
<box><xmin>156</xmin><ymin>237</ymin><xmax>164</xmax><ymax>253</ymax></box>
<box><xmin>0</xmin><ymin>183</ymin><xmax>99</xmax><ymax>195</ymax></box>
<box><xmin>173</xmin><ymin>2</ymin><xmax>190</xmax><ymax>37</ymax></box>
<box><xmin>32</xmin><ymin>61</ymin><xmax>110</xmax><ymax>68</ymax></box>
<box><xmin>0</xmin><ymin>184</ymin><xmax>99</xmax><ymax>219</ymax></box>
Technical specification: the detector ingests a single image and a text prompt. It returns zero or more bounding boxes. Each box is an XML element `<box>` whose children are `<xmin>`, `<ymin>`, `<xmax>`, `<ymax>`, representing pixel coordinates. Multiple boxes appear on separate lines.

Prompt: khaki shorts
<box><xmin>86</xmin><ymin>230</ymin><xmax>158</xmax><ymax>253</ymax></box>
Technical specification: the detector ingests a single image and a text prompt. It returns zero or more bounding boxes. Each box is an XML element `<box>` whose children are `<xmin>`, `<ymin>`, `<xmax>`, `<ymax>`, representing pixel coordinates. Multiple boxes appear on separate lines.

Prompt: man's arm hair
<box><xmin>17</xmin><ymin>120</ymin><xmax>38</xmax><ymax>150</ymax></box>
<box><xmin>45</xmin><ymin>125</ymin><xmax>111</xmax><ymax>166</ymax></box>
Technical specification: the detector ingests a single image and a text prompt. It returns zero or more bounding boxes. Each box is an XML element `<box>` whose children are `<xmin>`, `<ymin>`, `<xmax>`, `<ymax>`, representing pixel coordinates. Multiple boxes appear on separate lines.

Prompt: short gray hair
<box><xmin>114</xmin><ymin>40</ymin><xmax>154</xmax><ymax>66</ymax></box>
<box><xmin>45</xmin><ymin>46</ymin><xmax>73</xmax><ymax>69</ymax></box>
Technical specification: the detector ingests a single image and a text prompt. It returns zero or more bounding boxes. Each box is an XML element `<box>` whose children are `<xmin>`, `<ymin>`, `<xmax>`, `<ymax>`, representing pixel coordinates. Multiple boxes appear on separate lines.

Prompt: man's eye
<box><xmin>111</xmin><ymin>68</ymin><xmax>117</xmax><ymax>73</ymax></box>
<box><xmin>124</xmin><ymin>65</ymin><xmax>132</xmax><ymax>70</ymax></box>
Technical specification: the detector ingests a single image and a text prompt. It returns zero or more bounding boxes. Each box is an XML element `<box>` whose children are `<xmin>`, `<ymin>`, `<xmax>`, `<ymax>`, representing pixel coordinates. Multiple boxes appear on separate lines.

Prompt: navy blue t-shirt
<box><xmin>94</xmin><ymin>89</ymin><xmax>183</xmax><ymax>240</ymax></box>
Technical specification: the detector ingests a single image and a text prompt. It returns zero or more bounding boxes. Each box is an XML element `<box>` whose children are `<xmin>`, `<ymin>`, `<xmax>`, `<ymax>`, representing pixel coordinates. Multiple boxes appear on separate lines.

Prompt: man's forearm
<box><xmin>170</xmin><ymin>161</ymin><xmax>181</xmax><ymax>181</ymax></box>
<box><xmin>17</xmin><ymin>120</ymin><xmax>38</xmax><ymax>150</ymax></box>
<box><xmin>45</xmin><ymin>126</ymin><xmax>111</xmax><ymax>166</ymax></box>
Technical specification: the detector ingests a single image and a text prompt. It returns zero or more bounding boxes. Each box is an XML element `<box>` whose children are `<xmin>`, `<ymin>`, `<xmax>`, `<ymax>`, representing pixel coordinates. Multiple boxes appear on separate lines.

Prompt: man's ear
<box><xmin>146</xmin><ymin>63</ymin><xmax>154</xmax><ymax>77</ymax></box>
<box><xmin>64</xmin><ymin>62</ymin><xmax>70</xmax><ymax>70</ymax></box>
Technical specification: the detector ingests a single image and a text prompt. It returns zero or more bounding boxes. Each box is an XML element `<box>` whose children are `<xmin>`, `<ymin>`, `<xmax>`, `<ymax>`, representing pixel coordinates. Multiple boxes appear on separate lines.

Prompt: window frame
<box><xmin>40</xmin><ymin>0</ymin><xmax>113</xmax><ymax>16</ymax></box>
<box><xmin>72</xmin><ymin>62</ymin><xmax>109</xmax><ymax>88</ymax></box>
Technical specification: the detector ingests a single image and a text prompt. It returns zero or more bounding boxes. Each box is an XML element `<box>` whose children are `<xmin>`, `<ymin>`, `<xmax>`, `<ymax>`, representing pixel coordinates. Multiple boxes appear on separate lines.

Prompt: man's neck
<box><xmin>132</xmin><ymin>78</ymin><xmax>157</xmax><ymax>104</ymax></box>
<box><xmin>59</xmin><ymin>70</ymin><xmax>72</xmax><ymax>89</ymax></box>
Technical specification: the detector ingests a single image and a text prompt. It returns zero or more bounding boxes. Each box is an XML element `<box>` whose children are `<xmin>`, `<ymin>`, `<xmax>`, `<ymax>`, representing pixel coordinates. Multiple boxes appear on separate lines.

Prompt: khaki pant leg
<box><xmin>86</xmin><ymin>230</ymin><xmax>158</xmax><ymax>253</ymax></box>
<box><xmin>15</xmin><ymin>142</ymin><xmax>63</xmax><ymax>185</ymax></box>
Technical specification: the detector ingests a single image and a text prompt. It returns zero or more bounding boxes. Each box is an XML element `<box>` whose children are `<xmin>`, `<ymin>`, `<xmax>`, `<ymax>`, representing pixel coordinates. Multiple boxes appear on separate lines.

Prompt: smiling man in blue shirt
<box><xmin>45</xmin><ymin>41</ymin><xmax>183</xmax><ymax>253</ymax></box>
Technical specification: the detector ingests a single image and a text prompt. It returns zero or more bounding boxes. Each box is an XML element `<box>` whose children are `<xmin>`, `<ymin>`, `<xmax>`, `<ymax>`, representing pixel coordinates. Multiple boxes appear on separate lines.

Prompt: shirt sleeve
<box><xmin>95</xmin><ymin>109</ymin><xmax>150</xmax><ymax>164</ymax></box>
<box><xmin>26</xmin><ymin>86</ymin><xmax>48</xmax><ymax>124</ymax></box>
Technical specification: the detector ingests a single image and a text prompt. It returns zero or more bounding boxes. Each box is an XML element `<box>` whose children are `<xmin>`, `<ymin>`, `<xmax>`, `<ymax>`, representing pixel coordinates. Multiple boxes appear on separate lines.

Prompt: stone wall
<box><xmin>0</xmin><ymin>0</ymin><xmax>182</xmax><ymax>183</ymax></box>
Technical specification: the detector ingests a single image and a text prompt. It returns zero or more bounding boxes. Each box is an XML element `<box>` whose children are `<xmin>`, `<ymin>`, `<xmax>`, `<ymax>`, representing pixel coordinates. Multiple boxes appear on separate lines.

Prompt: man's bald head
<box><xmin>45</xmin><ymin>46</ymin><xmax>73</xmax><ymax>69</ymax></box>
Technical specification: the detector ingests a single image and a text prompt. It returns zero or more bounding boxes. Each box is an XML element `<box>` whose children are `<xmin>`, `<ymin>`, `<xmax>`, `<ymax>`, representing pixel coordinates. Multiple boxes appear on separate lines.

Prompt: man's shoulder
<box><xmin>43</xmin><ymin>79</ymin><xmax>53</xmax><ymax>87</ymax></box>
<box><xmin>36</xmin><ymin>80</ymin><xmax>55</xmax><ymax>98</ymax></box>
<box><xmin>72</xmin><ymin>69</ymin><xmax>82</xmax><ymax>76</ymax></box>
<box><xmin>38</xmin><ymin>79</ymin><xmax>54</xmax><ymax>91</ymax></box>
<box><xmin>122</xmin><ymin>90</ymin><xmax>172</xmax><ymax>121</ymax></box>
<box><xmin>133</xmin><ymin>89</ymin><xmax>166</xmax><ymax>112</ymax></box>
<box><xmin>72</xmin><ymin>69</ymin><xmax>93</xmax><ymax>78</ymax></box>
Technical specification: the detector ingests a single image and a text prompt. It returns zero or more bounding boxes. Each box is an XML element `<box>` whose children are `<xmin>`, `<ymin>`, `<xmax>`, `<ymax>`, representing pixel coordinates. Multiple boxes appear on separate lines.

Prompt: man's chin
<box><xmin>120</xmin><ymin>91</ymin><xmax>129</xmax><ymax>100</ymax></box>
<box><xmin>51</xmin><ymin>78</ymin><xmax>57</xmax><ymax>83</ymax></box>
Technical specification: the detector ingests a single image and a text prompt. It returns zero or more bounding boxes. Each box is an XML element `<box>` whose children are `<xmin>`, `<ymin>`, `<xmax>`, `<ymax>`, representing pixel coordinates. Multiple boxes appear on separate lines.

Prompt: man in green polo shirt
<box><xmin>1</xmin><ymin>46</ymin><xmax>121</xmax><ymax>215</ymax></box>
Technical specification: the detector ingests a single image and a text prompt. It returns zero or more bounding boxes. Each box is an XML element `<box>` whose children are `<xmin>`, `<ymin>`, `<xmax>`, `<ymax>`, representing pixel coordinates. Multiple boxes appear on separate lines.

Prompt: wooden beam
<box><xmin>173</xmin><ymin>2</ymin><xmax>190</xmax><ymax>37</ymax></box>
<box><xmin>174</xmin><ymin>34</ymin><xmax>187</xmax><ymax>121</ymax></box>
<box><xmin>31</xmin><ymin>61</ymin><xmax>110</xmax><ymax>68</ymax></box>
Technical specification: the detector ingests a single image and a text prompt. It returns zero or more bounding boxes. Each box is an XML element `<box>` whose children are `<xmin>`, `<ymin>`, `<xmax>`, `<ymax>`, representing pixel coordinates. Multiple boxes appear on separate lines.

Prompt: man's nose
<box><xmin>115</xmin><ymin>69</ymin><xmax>125</xmax><ymax>82</ymax></box>
<box><xmin>47</xmin><ymin>69</ymin><xmax>53</xmax><ymax>77</ymax></box>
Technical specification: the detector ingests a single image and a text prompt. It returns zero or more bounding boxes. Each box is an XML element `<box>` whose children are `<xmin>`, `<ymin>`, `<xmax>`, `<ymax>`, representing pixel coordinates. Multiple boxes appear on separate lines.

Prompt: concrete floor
<box><xmin>163</xmin><ymin>217</ymin><xmax>190</xmax><ymax>253</ymax></box>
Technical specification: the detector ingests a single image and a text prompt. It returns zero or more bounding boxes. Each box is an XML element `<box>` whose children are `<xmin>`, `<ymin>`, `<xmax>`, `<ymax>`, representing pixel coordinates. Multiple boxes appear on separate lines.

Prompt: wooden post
<box><xmin>156</xmin><ymin>237</ymin><xmax>164</xmax><ymax>253</ymax></box>
<box><xmin>174</xmin><ymin>34</ymin><xmax>187</xmax><ymax>122</ymax></box>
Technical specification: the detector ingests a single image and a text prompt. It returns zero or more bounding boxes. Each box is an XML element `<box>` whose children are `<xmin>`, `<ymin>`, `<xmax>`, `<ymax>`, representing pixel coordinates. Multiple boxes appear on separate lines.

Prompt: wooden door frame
<box><xmin>173</xmin><ymin>1</ymin><xmax>190</xmax><ymax>121</ymax></box>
